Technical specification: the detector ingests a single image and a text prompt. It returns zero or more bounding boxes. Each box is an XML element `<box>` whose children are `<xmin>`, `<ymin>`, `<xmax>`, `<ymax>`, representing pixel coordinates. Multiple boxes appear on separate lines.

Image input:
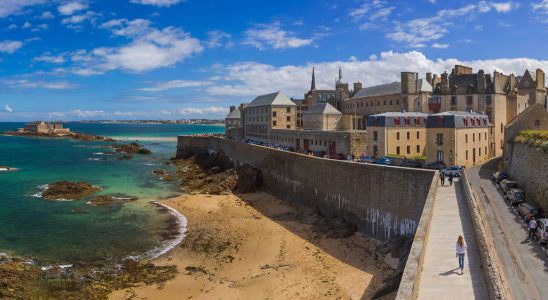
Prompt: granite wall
<box><xmin>177</xmin><ymin>136</ymin><xmax>436</xmax><ymax>241</ymax></box>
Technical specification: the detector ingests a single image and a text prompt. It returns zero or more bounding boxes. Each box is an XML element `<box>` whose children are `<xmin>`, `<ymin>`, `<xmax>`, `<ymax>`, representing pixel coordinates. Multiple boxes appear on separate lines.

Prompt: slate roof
<box><xmin>426</xmin><ymin>111</ymin><xmax>492</xmax><ymax>128</ymax></box>
<box><xmin>303</xmin><ymin>103</ymin><xmax>342</xmax><ymax>115</ymax></box>
<box><xmin>248</xmin><ymin>92</ymin><xmax>296</xmax><ymax>108</ymax></box>
<box><xmin>351</xmin><ymin>79</ymin><xmax>432</xmax><ymax>99</ymax></box>
<box><xmin>367</xmin><ymin>112</ymin><xmax>429</xmax><ymax>127</ymax></box>
<box><xmin>226</xmin><ymin>108</ymin><xmax>241</xmax><ymax>119</ymax></box>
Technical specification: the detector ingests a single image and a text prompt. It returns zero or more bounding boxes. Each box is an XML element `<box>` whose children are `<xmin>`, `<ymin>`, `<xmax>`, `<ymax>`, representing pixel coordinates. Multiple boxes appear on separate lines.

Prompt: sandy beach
<box><xmin>113</xmin><ymin>136</ymin><xmax>178</xmax><ymax>142</ymax></box>
<box><xmin>109</xmin><ymin>192</ymin><xmax>396</xmax><ymax>300</ymax></box>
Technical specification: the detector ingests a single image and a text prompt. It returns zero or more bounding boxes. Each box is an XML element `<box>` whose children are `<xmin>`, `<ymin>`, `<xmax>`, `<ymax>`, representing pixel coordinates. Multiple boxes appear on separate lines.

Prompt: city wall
<box><xmin>507</xmin><ymin>142</ymin><xmax>548</xmax><ymax>212</ymax></box>
<box><xmin>177</xmin><ymin>136</ymin><xmax>436</xmax><ymax>241</ymax></box>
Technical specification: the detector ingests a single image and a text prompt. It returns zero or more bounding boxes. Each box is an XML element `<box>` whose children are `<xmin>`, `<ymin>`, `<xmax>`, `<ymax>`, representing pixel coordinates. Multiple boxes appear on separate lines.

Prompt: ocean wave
<box><xmin>126</xmin><ymin>202</ymin><xmax>187</xmax><ymax>261</ymax></box>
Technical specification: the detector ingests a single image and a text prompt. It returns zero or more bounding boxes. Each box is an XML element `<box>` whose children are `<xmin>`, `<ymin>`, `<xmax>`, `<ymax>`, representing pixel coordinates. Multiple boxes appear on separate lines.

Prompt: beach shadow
<box><xmin>236</xmin><ymin>191</ymin><xmax>392</xmax><ymax>299</ymax></box>
<box><xmin>439</xmin><ymin>267</ymin><xmax>460</xmax><ymax>276</ymax></box>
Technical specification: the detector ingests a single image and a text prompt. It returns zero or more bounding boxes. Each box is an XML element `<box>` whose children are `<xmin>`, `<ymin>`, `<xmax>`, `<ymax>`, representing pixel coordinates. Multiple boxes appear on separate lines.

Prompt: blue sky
<box><xmin>0</xmin><ymin>0</ymin><xmax>547</xmax><ymax>121</ymax></box>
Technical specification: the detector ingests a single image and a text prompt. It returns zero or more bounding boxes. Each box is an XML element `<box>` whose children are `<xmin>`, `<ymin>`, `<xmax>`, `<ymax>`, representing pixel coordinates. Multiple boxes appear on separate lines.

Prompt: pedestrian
<box><xmin>456</xmin><ymin>235</ymin><xmax>467</xmax><ymax>275</ymax></box>
<box><xmin>529</xmin><ymin>217</ymin><xmax>537</xmax><ymax>240</ymax></box>
<box><xmin>448</xmin><ymin>172</ymin><xmax>454</xmax><ymax>186</ymax></box>
<box><xmin>439</xmin><ymin>172</ymin><xmax>445</xmax><ymax>186</ymax></box>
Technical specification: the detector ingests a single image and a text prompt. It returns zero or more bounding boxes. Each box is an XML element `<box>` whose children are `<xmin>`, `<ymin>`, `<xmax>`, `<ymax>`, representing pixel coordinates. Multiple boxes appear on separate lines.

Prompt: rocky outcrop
<box><xmin>174</xmin><ymin>151</ymin><xmax>262</xmax><ymax>195</ymax></box>
<box><xmin>88</xmin><ymin>194</ymin><xmax>138</xmax><ymax>206</ymax></box>
<box><xmin>42</xmin><ymin>181</ymin><xmax>100</xmax><ymax>200</ymax></box>
<box><xmin>2</xmin><ymin>130</ymin><xmax>115</xmax><ymax>142</ymax></box>
<box><xmin>111</xmin><ymin>142</ymin><xmax>152</xmax><ymax>155</ymax></box>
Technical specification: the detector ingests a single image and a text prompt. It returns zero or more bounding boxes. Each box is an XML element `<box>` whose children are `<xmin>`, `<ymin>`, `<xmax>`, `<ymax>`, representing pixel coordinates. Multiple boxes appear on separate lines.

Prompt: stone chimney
<box><xmin>401</xmin><ymin>72</ymin><xmax>418</xmax><ymax>94</ymax></box>
<box><xmin>441</xmin><ymin>71</ymin><xmax>449</xmax><ymax>94</ymax></box>
<box><xmin>229</xmin><ymin>106</ymin><xmax>236</xmax><ymax>113</ymax></box>
<box><xmin>477</xmin><ymin>69</ymin><xmax>486</xmax><ymax>94</ymax></box>
<box><xmin>426</xmin><ymin>72</ymin><xmax>432</xmax><ymax>85</ymax></box>
<box><xmin>536</xmin><ymin>68</ymin><xmax>545</xmax><ymax>89</ymax></box>
<box><xmin>353</xmin><ymin>82</ymin><xmax>362</xmax><ymax>93</ymax></box>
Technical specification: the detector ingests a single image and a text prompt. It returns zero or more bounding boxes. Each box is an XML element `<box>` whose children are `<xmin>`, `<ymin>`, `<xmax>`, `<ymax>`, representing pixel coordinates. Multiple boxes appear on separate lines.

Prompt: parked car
<box><xmin>374</xmin><ymin>157</ymin><xmax>392</xmax><ymax>165</ymax></box>
<box><xmin>359</xmin><ymin>156</ymin><xmax>375</xmax><ymax>163</ymax></box>
<box><xmin>534</xmin><ymin>219</ymin><xmax>548</xmax><ymax>244</ymax></box>
<box><xmin>424</xmin><ymin>161</ymin><xmax>446</xmax><ymax>170</ymax></box>
<box><xmin>441</xmin><ymin>166</ymin><xmax>465</xmax><ymax>177</ymax></box>
<box><xmin>328</xmin><ymin>153</ymin><xmax>345</xmax><ymax>160</ymax></box>
<box><xmin>505</xmin><ymin>188</ymin><xmax>525</xmax><ymax>205</ymax></box>
<box><xmin>402</xmin><ymin>159</ymin><xmax>423</xmax><ymax>168</ymax></box>
<box><xmin>499</xmin><ymin>179</ymin><xmax>518</xmax><ymax>194</ymax></box>
<box><xmin>492</xmin><ymin>171</ymin><xmax>508</xmax><ymax>184</ymax></box>
<box><xmin>517</xmin><ymin>202</ymin><xmax>542</xmax><ymax>222</ymax></box>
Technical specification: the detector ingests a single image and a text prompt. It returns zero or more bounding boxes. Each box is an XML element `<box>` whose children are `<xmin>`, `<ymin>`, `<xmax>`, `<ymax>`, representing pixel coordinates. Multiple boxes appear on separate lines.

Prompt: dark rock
<box><xmin>235</xmin><ymin>164</ymin><xmax>262</xmax><ymax>193</ymax></box>
<box><xmin>88</xmin><ymin>194</ymin><xmax>138</xmax><ymax>206</ymax></box>
<box><xmin>42</xmin><ymin>181</ymin><xmax>100</xmax><ymax>200</ymax></box>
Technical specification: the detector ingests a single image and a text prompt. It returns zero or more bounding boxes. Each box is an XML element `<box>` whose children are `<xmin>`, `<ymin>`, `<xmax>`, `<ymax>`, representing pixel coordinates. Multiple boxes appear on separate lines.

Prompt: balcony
<box><xmin>428</xmin><ymin>103</ymin><xmax>441</xmax><ymax>112</ymax></box>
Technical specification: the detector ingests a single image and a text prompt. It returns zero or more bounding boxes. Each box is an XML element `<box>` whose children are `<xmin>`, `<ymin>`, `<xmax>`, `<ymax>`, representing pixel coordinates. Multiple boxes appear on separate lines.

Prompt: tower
<box><xmin>311</xmin><ymin>67</ymin><xmax>316</xmax><ymax>91</ymax></box>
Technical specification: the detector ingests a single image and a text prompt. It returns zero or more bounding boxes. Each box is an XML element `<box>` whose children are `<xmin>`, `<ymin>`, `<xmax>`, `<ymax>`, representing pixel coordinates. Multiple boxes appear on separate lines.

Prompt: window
<box><xmin>286</xmin><ymin>124</ymin><xmax>291</xmax><ymax>129</ymax></box>
<box><xmin>436</xmin><ymin>116</ymin><xmax>444</xmax><ymax>127</ymax></box>
<box><xmin>384</xmin><ymin>101</ymin><xmax>386</xmax><ymax>105</ymax></box>
<box><xmin>501</xmin><ymin>123</ymin><xmax>503</xmax><ymax>133</ymax></box>
<box><xmin>436</xmin><ymin>150</ymin><xmax>444</xmax><ymax>162</ymax></box>
<box><xmin>484</xmin><ymin>132</ymin><xmax>487</xmax><ymax>140</ymax></box>
<box><xmin>397</xmin><ymin>132</ymin><xmax>400</xmax><ymax>140</ymax></box>
<box><xmin>416</xmin><ymin>131</ymin><xmax>420</xmax><ymax>139</ymax></box>
<box><xmin>390</xmin><ymin>100</ymin><xmax>393</xmax><ymax>105</ymax></box>
<box><xmin>273</xmin><ymin>120</ymin><xmax>277</xmax><ymax>126</ymax></box>
<box><xmin>416</xmin><ymin>145</ymin><xmax>420</xmax><ymax>153</ymax></box>
<box><xmin>405</xmin><ymin>117</ymin><xmax>411</xmax><ymax>125</ymax></box>
<box><xmin>466</xmin><ymin>150</ymin><xmax>468</xmax><ymax>160</ymax></box>
<box><xmin>286</xmin><ymin>116</ymin><xmax>291</xmax><ymax>121</ymax></box>
<box><xmin>436</xmin><ymin>133</ymin><xmax>444</xmax><ymax>145</ymax></box>
<box><xmin>451</xmin><ymin>96</ymin><xmax>457</xmax><ymax>105</ymax></box>
<box><xmin>479</xmin><ymin>147</ymin><xmax>482</xmax><ymax>157</ymax></box>
<box><xmin>373</xmin><ymin>145</ymin><xmax>378</xmax><ymax>156</ymax></box>
<box><xmin>373</xmin><ymin>131</ymin><xmax>378</xmax><ymax>141</ymax></box>
<box><xmin>396</xmin><ymin>100</ymin><xmax>399</xmax><ymax>105</ymax></box>
<box><xmin>396</xmin><ymin>146</ymin><xmax>400</xmax><ymax>155</ymax></box>
<box><xmin>273</xmin><ymin>111</ymin><xmax>277</xmax><ymax>117</ymax></box>
<box><xmin>286</xmin><ymin>107</ymin><xmax>291</xmax><ymax>113</ymax></box>
<box><xmin>535</xmin><ymin>119</ymin><xmax>540</xmax><ymax>127</ymax></box>
<box><xmin>407</xmin><ymin>132</ymin><xmax>410</xmax><ymax>140</ymax></box>
<box><xmin>485</xmin><ymin>146</ymin><xmax>487</xmax><ymax>155</ymax></box>
<box><xmin>407</xmin><ymin>145</ymin><xmax>411</xmax><ymax>154</ymax></box>
<box><xmin>472</xmin><ymin>134</ymin><xmax>475</xmax><ymax>142</ymax></box>
<box><xmin>478</xmin><ymin>133</ymin><xmax>481</xmax><ymax>141</ymax></box>
<box><xmin>486</xmin><ymin>95</ymin><xmax>492</xmax><ymax>105</ymax></box>
<box><xmin>465</xmin><ymin>134</ymin><xmax>468</xmax><ymax>143</ymax></box>
<box><xmin>467</xmin><ymin>96</ymin><xmax>473</xmax><ymax>105</ymax></box>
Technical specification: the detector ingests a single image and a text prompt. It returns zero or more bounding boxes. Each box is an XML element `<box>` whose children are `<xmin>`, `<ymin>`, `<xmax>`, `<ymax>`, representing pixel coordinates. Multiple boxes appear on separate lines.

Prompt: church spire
<box><xmin>311</xmin><ymin>67</ymin><xmax>316</xmax><ymax>91</ymax></box>
<box><xmin>336</xmin><ymin>67</ymin><xmax>342</xmax><ymax>84</ymax></box>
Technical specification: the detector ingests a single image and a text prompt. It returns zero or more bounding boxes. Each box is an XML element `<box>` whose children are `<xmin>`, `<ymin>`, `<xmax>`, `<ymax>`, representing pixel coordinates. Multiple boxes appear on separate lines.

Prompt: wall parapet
<box><xmin>461</xmin><ymin>171</ymin><xmax>511</xmax><ymax>300</ymax></box>
<box><xmin>395</xmin><ymin>173</ymin><xmax>437</xmax><ymax>300</ymax></box>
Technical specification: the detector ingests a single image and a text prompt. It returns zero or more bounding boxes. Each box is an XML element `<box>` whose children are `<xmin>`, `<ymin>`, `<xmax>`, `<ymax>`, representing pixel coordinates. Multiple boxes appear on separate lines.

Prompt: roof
<box><xmin>304</xmin><ymin>103</ymin><xmax>342</xmax><ymax>115</ymax></box>
<box><xmin>505</xmin><ymin>103</ymin><xmax>548</xmax><ymax>128</ymax></box>
<box><xmin>370</xmin><ymin>112</ymin><xmax>429</xmax><ymax>118</ymax></box>
<box><xmin>226</xmin><ymin>108</ymin><xmax>241</xmax><ymax>119</ymax></box>
<box><xmin>367</xmin><ymin>112</ymin><xmax>429</xmax><ymax>127</ymax></box>
<box><xmin>248</xmin><ymin>92</ymin><xmax>296</xmax><ymax>108</ymax></box>
<box><xmin>427</xmin><ymin>111</ymin><xmax>492</xmax><ymax>128</ymax></box>
<box><xmin>351</xmin><ymin>79</ymin><xmax>431</xmax><ymax>99</ymax></box>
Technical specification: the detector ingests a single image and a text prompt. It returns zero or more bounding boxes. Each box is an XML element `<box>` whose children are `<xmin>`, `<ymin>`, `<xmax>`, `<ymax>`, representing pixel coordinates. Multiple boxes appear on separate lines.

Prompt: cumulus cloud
<box><xmin>0</xmin><ymin>0</ymin><xmax>46</xmax><ymax>18</ymax></box>
<box><xmin>67</xmin><ymin>19</ymin><xmax>203</xmax><ymax>74</ymax></box>
<box><xmin>4</xmin><ymin>105</ymin><xmax>13</xmax><ymax>113</ymax></box>
<box><xmin>206</xmin><ymin>30</ymin><xmax>233</xmax><ymax>48</ymax></box>
<box><xmin>139</xmin><ymin>80</ymin><xmax>212</xmax><ymax>92</ymax></box>
<box><xmin>243</xmin><ymin>22</ymin><xmax>315</xmax><ymax>50</ymax></box>
<box><xmin>58</xmin><ymin>1</ymin><xmax>88</xmax><ymax>15</ymax></box>
<box><xmin>129</xmin><ymin>0</ymin><xmax>184</xmax><ymax>7</ymax></box>
<box><xmin>201</xmin><ymin>51</ymin><xmax>548</xmax><ymax>99</ymax></box>
<box><xmin>0</xmin><ymin>40</ymin><xmax>23</xmax><ymax>54</ymax></box>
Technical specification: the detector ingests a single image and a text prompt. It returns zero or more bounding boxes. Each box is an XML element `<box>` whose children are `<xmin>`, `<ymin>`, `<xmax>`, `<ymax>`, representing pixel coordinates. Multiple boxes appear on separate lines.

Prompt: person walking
<box><xmin>439</xmin><ymin>172</ymin><xmax>445</xmax><ymax>186</ymax></box>
<box><xmin>448</xmin><ymin>172</ymin><xmax>454</xmax><ymax>186</ymax></box>
<box><xmin>456</xmin><ymin>235</ymin><xmax>467</xmax><ymax>275</ymax></box>
<box><xmin>529</xmin><ymin>217</ymin><xmax>538</xmax><ymax>240</ymax></box>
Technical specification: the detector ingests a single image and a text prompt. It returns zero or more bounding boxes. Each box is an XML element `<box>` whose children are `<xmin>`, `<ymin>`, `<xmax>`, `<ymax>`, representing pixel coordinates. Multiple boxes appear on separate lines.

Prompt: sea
<box><xmin>0</xmin><ymin>122</ymin><xmax>224</xmax><ymax>264</ymax></box>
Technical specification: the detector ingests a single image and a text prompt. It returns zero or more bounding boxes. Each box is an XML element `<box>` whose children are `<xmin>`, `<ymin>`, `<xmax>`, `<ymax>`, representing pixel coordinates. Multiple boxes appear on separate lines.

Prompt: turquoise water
<box><xmin>0</xmin><ymin>123</ymin><xmax>224</xmax><ymax>264</ymax></box>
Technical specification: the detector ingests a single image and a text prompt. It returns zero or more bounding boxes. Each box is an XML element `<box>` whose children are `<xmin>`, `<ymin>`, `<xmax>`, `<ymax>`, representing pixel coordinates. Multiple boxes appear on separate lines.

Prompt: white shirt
<box><xmin>456</xmin><ymin>242</ymin><xmax>467</xmax><ymax>254</ymax></box>
<box><xmin>529</xmin><ymin>219</ymin><xmax>537</xmax><ymax>229</ymax></box>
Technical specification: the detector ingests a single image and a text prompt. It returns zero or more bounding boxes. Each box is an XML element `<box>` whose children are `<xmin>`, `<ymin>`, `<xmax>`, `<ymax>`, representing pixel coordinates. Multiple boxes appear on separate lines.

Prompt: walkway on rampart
<box><xmin>417</xmin><ymin>179</ymin><xmax>488</xmax><ymax>299</ymax></box>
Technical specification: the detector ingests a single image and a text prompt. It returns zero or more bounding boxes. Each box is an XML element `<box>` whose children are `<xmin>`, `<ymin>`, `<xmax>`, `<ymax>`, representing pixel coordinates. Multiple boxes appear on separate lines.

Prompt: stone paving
<box><xmin>417</xmin><ymin>179</ymin><xmax>488</xmax><ymax>300</ymax></box>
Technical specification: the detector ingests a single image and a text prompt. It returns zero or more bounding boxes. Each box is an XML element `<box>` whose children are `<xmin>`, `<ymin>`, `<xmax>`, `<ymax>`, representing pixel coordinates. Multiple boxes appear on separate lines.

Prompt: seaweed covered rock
<box><xmin>42</xmin><ymin>181</ymin><xmax>100</xmax><ymax>200</ymax></box>
<box><xmin>88</xmin><ymin>194</ymin><xmax>138</xmax><ymax>206</ymax></box>
<box><xmin>235</xmin><ymin>164</ymin><xmax>262</xmax><ymax>193</ymax></box>
<box><xmin>112</xmin><ymin>143</ymin><xmax>152</xmax><ymax>155</ymax></box>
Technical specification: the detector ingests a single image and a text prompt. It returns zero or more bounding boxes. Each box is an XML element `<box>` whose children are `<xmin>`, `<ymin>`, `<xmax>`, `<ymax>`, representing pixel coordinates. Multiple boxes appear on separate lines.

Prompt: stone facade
<box><xmin>243</xmin><ymin>92</ymin><xmax>296</xmax><ymax>143</ymax></box>
<box><xmin>21</xmin><ymin>122</ymin><xmax>71</xmax><ymax>135</ymax></box>
<box><xmin>503</xmin><ymin>103</ymin><xmax>548</xmax><ymax>163</ymax></box>
<box><xmin>269</xmin><ymin>129</ymin><xmax>366</xmax><ymax>157</ymax></box>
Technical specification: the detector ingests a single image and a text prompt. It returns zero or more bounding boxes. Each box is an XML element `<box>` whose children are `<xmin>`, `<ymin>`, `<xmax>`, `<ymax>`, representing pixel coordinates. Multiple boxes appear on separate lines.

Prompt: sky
<box><xmin>0</xmin><ymin>0</ymin><xmax>548</xmax><ymax>121</ymax></box>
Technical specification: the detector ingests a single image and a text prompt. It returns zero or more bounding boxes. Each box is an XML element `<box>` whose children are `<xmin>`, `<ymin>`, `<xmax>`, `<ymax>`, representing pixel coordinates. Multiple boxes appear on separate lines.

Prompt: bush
<box><xmin>516</xmin><ymin>130</ymin><xmax>548</xmax><ymax>152</ymax></box>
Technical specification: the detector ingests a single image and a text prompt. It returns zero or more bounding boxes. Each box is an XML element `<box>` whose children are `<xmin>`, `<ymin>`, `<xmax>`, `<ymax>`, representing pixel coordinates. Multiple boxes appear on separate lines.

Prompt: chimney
<box><xmin>229</xmin><ymin>106</ymin><xmax>236</xmax><ymax>113</ymax></box>
<box><xmin>426</xmin><ymin>72</ymin><xmax>432</xmax><ymax>85</ymax></box>
<box><xmin>353</xmin><ymin>82</ymin><xmax>362</xmax><ymax>93</ymax></box>
<box><xmin>536</xmin><ymin>68</ymin><xmax>545</xmax><ymax>89</ymax></box>
<box><xmin>441</xmin><ymin>71</ymin><xmax>449</xmax><ymax>94</ymax></box>
<box><xmin>477</xmin><ymin>69</ymin><xmax>486</xmax><ymax>93</ymax></box>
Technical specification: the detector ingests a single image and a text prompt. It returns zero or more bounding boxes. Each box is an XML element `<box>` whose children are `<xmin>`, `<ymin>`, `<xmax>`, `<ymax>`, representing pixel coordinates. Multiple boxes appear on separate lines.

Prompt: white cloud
<box><xmin>68</xmin><ymin>19</ymin><xmax>203</xmax><ymax>74</ymax></box>
<box><xmin>3</xmin><ymin>79</ymin><xmax>76</xmax><ymax>90</ymax></box>
<box><xmin>6</xmin><ymin>24</ymin><xmax>17</xmax><ymax>30</ymax></box>
<box><xmin>129</xmin><ymin>0</ymin><xmax>184</xmax><ymax>7</ymax></box>
<box><xmin>480</xmin><ymin>1</ymin><xmax>519</xmax><ymax>13</ymax></box>
<box><xmin>178</xmin><ymin>106</ymin><xmax>226</xmax><ymax>115</ymax></box>
<box><xmin>139</xmin><ymin>80</ymin><xmax>212</xmax><ymax>92</ymax></box>
<box><xmin>201</xmin><ymin>51</ymin><xmax>548</xmax><ymax>99</ymax></box>
<box><xmin>22</xmin><ymin>21</ymin><xmax>32</xmax><ymax>29</ymax></box>
<box><xmin>0</xmin><ymin>40</ymin><xmax>23</xmax><ymax>54</ymax></box>
<box><xmin>243</xmin><ymin>22</ymin><xmax>314</xmax><ymax>50</ymax></box>
<box><xmin>533</xmin><ymin>0</ymin><xmax>548</xmax><ymax>17</ymax></box>
<box><xmin>4</xmin><ymin>105</ymin><xmax>13</xmax><ymax>113</ymax></box>
<box><xmin>206</xmin><ymin>30</ymin><xmax>233</xmax><ymax>48</ymax></box>
<box><xmin>58</xmin><ymin>1</ymin><xmax>88</xmax><ymax>15</ymax></box>
<box><xmin>36</xmin><ymin>11</ymin><xmax>54</xmax><ymax>19</ymax></box>
<box><xmin>350</xmin><ymin>0</ymin><xmax>395</xmax><ymax>30</ymax></box>
<box><xmin>432</xmin><ymin>43</ymin><xmax>449</xmax><ymax>49</ymax></box>
<box><xmin>61</xmin><ymin>11</ymin><xmax>97</xmax><ymax>25</ymax></box>
<box><xmin>34</xmin><ymin>53</ymin><xmax>66</xmax><ymax>64</ymax></box>
<box><xmin>0</xmin><ymin>0</ymin><xmax>46</xmax><ymax>18</ymax></box>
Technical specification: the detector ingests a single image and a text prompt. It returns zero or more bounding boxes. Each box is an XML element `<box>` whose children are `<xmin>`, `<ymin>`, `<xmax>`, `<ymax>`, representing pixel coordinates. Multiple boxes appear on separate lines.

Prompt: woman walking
<box><xmin>456</xmin><ymin>235</ymin><xmax>467</xmax><ymax>275</ymax></box>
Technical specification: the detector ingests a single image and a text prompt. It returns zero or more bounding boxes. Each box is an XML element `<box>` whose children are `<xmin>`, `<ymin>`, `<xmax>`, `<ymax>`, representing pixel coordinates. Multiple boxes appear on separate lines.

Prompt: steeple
<box><xmin>311</xmin><ymin>67</ymin><xmax>316</xmax><ymax>91</ymax></box>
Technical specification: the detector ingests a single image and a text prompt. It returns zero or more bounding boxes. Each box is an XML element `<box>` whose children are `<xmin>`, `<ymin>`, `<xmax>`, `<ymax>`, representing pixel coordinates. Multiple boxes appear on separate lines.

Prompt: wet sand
<box><xmin>109</xmin><ymin>192</ymin><xmax>395</xmax><ymax>300</ymax></box>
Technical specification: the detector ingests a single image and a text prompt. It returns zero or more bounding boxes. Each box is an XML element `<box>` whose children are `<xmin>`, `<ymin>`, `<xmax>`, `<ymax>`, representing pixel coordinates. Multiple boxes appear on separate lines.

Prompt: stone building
<box><xmin>426</xmin><ymin>111</ymin><xmax>492</xmax><ymax>167</ymax></box>
<box><xmin>429</xmin><ymin>65</ymin><xmax>544</xmax><ymax>157</ymax></box>
<box><xmin>503</xmin><ymin>103</ymin><xmax>548</xmax><ymax>164</ymax></box>
<box><xmin>366</xmin><ymin>112</ymin><xmax>429</xmax><ymax>159</ymax></box>
<box><xmin>243</xmin><ymin>92</ymin><xmax>296</xmax><ymax>143</ymax></box>
<box><xmin>303</xmin><ymin>103</ymin><xmax>343</xmax><ymax>131</ymax></box>
<box><xmin>303</xmin><ymin>67</ymin><xmax>361</xmax><ymax>111</ymax></box>
<box><xmin>21</xmin><ymin>121</ymin><xmax>71</xmax><ymax>135</ymax></box>
<box><xmin>341</xmin><ymin>72</ymin><xmax>432</xmax><ymax>129</ymax></box>
<box><xmin>225</xmin><ymin>106</ymin><xmax>242</xmax><ymax>140</ymax></box>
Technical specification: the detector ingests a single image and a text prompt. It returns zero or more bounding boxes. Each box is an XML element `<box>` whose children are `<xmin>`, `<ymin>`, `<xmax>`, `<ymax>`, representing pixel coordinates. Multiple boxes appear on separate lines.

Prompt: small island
<box><xmin>2</xmin><ymin>121</ymin><xmax>115</xmax><ymax>142</ymax></box>
<box><xmin>88</xmin><ymin>194</ymin><xmax>138</xmax><ymax>206</ymax></box>
<box><xmin>42</xmin><ymin>181</ymin><xmax>100</xmax><ymax>200</ymax></box>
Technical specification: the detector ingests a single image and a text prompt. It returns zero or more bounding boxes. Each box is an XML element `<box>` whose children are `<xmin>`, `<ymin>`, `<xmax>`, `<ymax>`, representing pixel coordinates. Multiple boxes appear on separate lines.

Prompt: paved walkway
<box><xmin>417</xmin><ymin>179</ymin><xmax>488</xmax><ymax>299</ymax></box>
